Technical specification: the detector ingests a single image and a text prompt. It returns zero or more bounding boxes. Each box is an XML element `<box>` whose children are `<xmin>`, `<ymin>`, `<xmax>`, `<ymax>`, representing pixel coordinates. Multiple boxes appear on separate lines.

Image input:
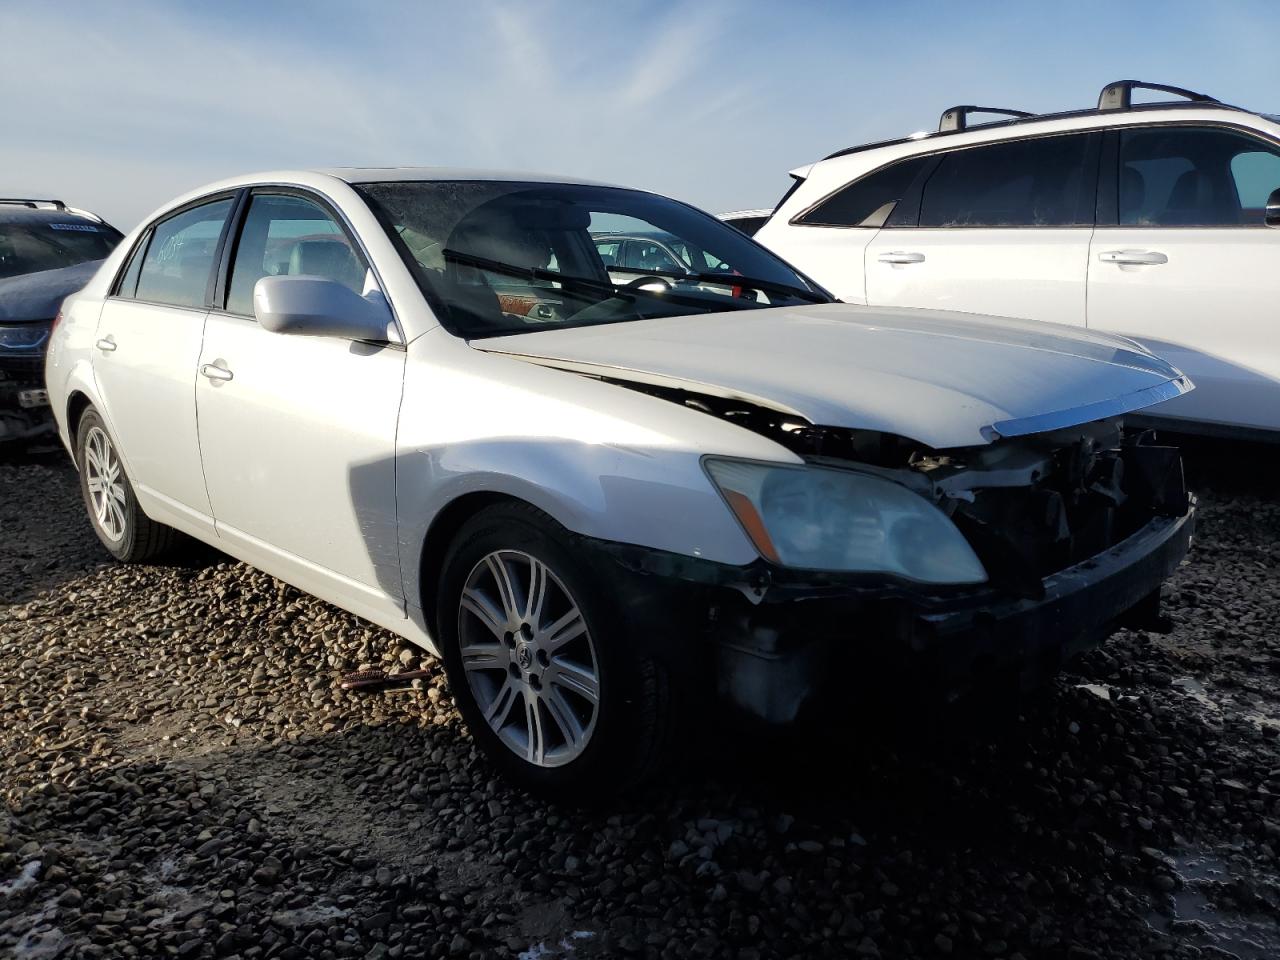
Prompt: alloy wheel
<box><xmin>457</xmin><ymin>550</ymin><xmax>601</xmax><ymax>767</ymax></box>
<box><xmin>83</xmin><ymin>425</ymin><xmax>127</xmax><ymax>542</ymax></box>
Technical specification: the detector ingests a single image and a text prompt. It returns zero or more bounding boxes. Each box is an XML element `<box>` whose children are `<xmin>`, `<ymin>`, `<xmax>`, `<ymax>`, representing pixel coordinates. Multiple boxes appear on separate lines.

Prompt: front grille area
<box><xmin>0</xmin><ymin>350</ymin><xmax>47</xmax><ymax>387</ymax></box>
<box><xmin>946</xmin><ymin>435</ymin><xmax>1188</xmax><ymax>598</ymax></box>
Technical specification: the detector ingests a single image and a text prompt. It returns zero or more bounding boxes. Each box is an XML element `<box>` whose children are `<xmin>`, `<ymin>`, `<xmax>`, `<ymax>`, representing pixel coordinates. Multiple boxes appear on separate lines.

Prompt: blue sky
<box><xmin>3</xmin><ymin>0</ymin><xmax>1277</xmax><ymax>229</ymax></box>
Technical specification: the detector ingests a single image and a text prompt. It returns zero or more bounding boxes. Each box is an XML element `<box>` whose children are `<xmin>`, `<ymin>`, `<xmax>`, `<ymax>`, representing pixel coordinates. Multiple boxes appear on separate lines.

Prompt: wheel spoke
<box><xmin>460</xmin><ymin>588</ymin><xmax>508</xmax><ymax>640</ymax></box>
<box><xmin>549</xmin><ymin>660</ymin><xmax>599</xmax><ymax>705</ymax></box>
<box><xmin>544</xmin><ymin>686</ymin><xmax>584</xmax><ymax>749</ymax></box>
<box><xmin>484</xmin><ymin>677</ymin><xmax>519</xmax><ymax>726</ymax></box>
<box><xmin>485</xmin><ymin>554</ymin><xmax>521</xmax><ymax>623</ymax></box>
<box><xmin>460</xmin><ymin>641</ymin><xmax>504</xmax><ymax>672</ymax></box>
<box><xmin>108</xmin><ymin>483</ymin><xmax>126</xmax><ymax>506</ymax></box>
<box><xmin>107</xmin><ymin>500</ymin><xmax>126</xmax><ymax>537</ymax></box>
<box><xmin>524</xmin><ymin>690</ymin><xmax>545</xmax><ymax>765</ymax></box>
<box><xmin>524</xmin><ymin>558</ymin><xmax>549</xmax><ymax>627</ymax></box>
<box><xmin>86</xmin><ymin>476</ymin><xmax>104</xmax><ymax>495</ymax></box>
<box><xmin>541</xmin><ymin>607</ymin><xmax>586</xmax><ymax>653</ymax></box>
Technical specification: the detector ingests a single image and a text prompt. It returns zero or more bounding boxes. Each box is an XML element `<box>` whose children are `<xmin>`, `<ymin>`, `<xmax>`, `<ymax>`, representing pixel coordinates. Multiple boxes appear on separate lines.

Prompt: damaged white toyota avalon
<box><xmin>46</xmin><ymin>169</ymin><xmax>1195</xmax><ymax>795</ymax></box>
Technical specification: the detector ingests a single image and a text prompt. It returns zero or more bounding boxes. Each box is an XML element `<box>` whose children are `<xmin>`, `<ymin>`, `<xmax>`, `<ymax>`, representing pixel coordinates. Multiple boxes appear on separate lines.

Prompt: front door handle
<box><xmin>95</xmin><ymin>337</ymin><xmax>117</xmax><ymax>352</ymax></box>
<box><xmin>200</xmin><ymin>362</ymin><xmax>234</xmax><ymax>382</ymax></box>
<box><xmin>1098</xmin><ymin>249</ymin><xmax>1168</xmax><ymax>265</ymax></box>
<box><xmin>878</xmin><ymin>251</ymin><xmax>926</xmax><ymax>264</ymax></box>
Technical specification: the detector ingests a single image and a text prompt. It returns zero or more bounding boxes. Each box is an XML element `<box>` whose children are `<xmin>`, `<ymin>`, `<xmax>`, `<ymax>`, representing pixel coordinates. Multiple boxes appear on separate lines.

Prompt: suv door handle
<box><xmin>1098</xmin><ymin>250</ymin><xmax>1168</xmax><ymax>265</ymax></box>
<box><xmin>95</xmin><ymin>337</ymin><xmax>117</xmax><ymax>352</ymax></box>
<box><xmin>878</xmin><ymin>251</ymin><xmax>926</xmax><ymax>264</ymax></box>
<box><xmin>200</xmin><ymin>362</ymin><xmax>234</xmax><ymax>382</ymax></box>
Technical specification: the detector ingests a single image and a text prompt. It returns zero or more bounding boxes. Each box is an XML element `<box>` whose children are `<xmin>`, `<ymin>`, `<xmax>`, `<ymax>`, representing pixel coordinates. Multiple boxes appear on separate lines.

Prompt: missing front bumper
<box><xmin>713</xmin><ymin>502</ymin><xmax>1195</xmax><ymax>723</ymax></box>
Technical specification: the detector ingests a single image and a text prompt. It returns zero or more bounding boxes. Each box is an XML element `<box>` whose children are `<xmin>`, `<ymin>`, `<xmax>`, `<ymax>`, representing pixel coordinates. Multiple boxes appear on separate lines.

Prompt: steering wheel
<box><xmin>621</xmin><ymin>275</ymin><xmax>673</xmax><ymax>292</ymax></box>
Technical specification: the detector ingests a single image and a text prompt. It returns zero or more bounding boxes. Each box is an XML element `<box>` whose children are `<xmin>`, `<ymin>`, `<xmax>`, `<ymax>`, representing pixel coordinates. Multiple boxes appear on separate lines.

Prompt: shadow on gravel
<box><xmin>9</xmin><ymin>668</ymin><xmax>1273</xmax><ymax>960</ymax></box>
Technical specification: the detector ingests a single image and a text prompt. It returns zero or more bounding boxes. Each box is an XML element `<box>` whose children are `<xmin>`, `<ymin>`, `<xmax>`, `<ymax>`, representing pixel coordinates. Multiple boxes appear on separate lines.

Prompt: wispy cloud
<box><xmin>2</xmin><ymin>0</ymin><xmax>1277</xmax><ymax>229</ymax></box>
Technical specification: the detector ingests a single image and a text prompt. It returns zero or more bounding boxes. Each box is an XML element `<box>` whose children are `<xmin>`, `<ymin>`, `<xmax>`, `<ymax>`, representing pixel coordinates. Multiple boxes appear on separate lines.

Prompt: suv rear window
<box><xmin>795</xmin><ymin>157</ymin><xmax>929</xmax><ymax>227</ymax></box>
<box><xmin>919</xmin><ymin>135</ymin><xmax>1093</xmax><ymax>227</ymax></box>
<box><xmin>0</xmin><ymin>219</ymin><xmax>120</xmax><ymax>279</ymax></box>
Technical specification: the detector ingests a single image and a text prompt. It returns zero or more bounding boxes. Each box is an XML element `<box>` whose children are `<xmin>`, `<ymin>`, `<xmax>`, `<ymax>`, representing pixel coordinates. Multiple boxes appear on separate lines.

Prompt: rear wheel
<box><xmin>76</xmin><ymin>408</ymin><xmax>178</xmax><ymax>562</ymax></box>
<box><xmin>436</xmin><ymin>502</ymin><xmax>672</xmax><ymax>798</ymax></box>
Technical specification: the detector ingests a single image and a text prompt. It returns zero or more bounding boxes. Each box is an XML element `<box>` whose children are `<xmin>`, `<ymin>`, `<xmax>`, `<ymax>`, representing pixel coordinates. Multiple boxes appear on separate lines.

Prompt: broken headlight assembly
<box><xmin>704</xmin><ymin>458</ymin><xmax>987</xmax><ymax>584</ymax></box>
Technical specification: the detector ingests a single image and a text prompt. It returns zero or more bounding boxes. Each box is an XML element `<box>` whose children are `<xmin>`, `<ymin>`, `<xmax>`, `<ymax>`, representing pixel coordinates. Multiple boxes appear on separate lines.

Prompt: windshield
<box><xmin>0</xmin><ymin>219</ymin><xmax>121</xmax><ymax>280</ymax></box>
<box><xmin>355</xmin><ymin>181</ymin><xmax>831</xmax><ymax>338</ymax></box>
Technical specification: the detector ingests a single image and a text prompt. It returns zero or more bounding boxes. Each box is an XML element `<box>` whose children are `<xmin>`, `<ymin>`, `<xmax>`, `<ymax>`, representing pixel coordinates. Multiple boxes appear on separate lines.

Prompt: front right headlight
<box><xmin>705</xmin><ymin>458</ymin><xmax>987</xmax><ymax>584</ymax></box>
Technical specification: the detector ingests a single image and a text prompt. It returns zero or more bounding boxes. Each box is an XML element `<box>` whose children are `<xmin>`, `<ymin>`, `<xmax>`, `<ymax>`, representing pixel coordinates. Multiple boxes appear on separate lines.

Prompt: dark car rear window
<box><xmin>0</xmin><ymin>220</ymin><xmax>122</xmax><ymax>279</ymax></box>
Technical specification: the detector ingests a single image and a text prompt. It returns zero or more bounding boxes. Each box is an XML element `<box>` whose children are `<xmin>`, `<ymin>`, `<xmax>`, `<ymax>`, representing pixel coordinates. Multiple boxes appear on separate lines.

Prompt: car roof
<box><xmin>318</xmin><ymin>166</ymin><xmax>617</xmax><ymax>187</ymax></box>
<box><xmin>0</xmin><ymin>202</ymin><xmax>112</xmax><ymax>228</ymax></box>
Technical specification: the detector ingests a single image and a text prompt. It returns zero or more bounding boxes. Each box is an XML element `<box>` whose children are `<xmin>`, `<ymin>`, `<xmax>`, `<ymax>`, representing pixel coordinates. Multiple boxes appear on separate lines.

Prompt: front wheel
<box><xmin>436</xmin><ymin>503</ymin><xmax>673</xmax><ymax>798</ymax></box>
<box><xmin>76</xmin><ymin>408</ymin><xmax>179</xmax><ymax>562</ymax></box>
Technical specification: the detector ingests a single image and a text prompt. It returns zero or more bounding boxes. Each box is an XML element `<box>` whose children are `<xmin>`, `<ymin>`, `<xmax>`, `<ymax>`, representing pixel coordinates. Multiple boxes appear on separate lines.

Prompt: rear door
<box><xmin>1087</xmin><ymin>125</ymin><xmax>1280</xmax><ymax>432</ymax></box>
<box><xmin>864</xmin><ymin>132</ymin><xmax>1100</xmax><ymax>327</ymax></box>
<box><xmin>767</xmin><ymin>154</ymin><xmax>931</xmax><ymax>303</ymax></box>
<box><xmin>92</xmin><ymin>195</ymin><xmax>235</xmax><ymax>535</ymax></box>
<box><xmin>195</xmin><ymin>189</ymin><xmax>407</xmax><ymax>628</ymax></box>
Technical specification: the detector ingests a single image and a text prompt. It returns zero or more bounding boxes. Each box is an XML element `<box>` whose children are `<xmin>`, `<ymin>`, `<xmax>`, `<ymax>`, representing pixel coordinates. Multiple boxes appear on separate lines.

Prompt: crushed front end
<box><xmin>589</xmin><ymin>410</ymin><xmax>1194</xmax><ymax>724</ymax></box>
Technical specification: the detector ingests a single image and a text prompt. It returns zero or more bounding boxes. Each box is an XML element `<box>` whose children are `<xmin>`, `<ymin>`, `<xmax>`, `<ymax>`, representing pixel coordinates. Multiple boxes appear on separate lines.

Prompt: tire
<box><xmin>75</xmin><ymin>408</ymin><xmax>179</xmax><ymax>562</ymax></box>
<box><xmin>436</xmin><ymin>502</ymin><xmax>673</xmax><ymax>799</ymax></box>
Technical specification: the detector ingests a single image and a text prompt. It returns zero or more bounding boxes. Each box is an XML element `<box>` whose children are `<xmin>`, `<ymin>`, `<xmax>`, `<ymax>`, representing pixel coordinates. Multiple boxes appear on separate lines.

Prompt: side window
<box><xmin>114</xmin><ymin>231</ymin><xmax>151</xmax><ymax>298</ymax></box>
<box><xmin>623</xmin><ymin>241</ymin><xmax>682</xmax><ymax>273</ymax></box>
<box><xmin>134</xmin><ymin>198</ymin><xmax>233</xmax><ymax>309</ymax></box>
<box><xmin>1231</xmin><ymin>151</ymin><xmax>1280</xmax><ymax>221</ymax></box>
<box><xmin>919</xmin><ymin>135</ymin><xmax>1092</xmax><ymax>227</ymax></box>
<box><xmin>1119</xmin><ymin>127</ymin><xmax>1280</xmax><ymax>226</ymax></box>
<box><xmin>796</xmin><ymin>156</ymin><xmax>929</xmax><ymax>227</ymax></box>
<box><xmin>226</xmin><ymin>193</ymin><xmax>370</xmax><ymax>316</ymax></box>
<box><xmin>594</xmin><ymin>240</ymin><xmax>620</xmax><ymax>265</ymax></box>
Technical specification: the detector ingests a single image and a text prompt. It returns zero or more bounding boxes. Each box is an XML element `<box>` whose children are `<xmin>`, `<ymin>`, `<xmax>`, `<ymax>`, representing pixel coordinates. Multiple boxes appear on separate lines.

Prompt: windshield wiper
<box><xmin>606</xmin><ymin>265</ymin><xmax>831</xmax><ymax>304</ymax></box>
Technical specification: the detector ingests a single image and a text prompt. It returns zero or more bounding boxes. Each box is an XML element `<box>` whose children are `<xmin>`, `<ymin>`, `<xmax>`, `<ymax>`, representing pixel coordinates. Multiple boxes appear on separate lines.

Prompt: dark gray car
<box><xmin>0</xmin><ymin>200</ymin><xmax>121</xmax><ymax>442</ymax></box>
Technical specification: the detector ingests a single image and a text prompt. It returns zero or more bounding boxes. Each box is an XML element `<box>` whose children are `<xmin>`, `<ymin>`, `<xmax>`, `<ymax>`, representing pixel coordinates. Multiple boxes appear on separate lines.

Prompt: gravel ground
<box><xmin>1</xmin><ymin>438</ymin><xmax>1279</xmax><ymax>960</ymax></box>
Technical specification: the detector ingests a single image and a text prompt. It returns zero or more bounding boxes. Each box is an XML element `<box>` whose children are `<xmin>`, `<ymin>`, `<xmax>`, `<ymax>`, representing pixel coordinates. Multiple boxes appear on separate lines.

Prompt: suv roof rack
<box><xmin>1097</xmin><ymin>80</ymin><xmax>1218</xmax><ymax>111</ymax></box>
<box><xmin>821</xmin><ymin>81</ymin><xmax>1242</xmax><ymax>162</ymax></box>
<box><xmin>938</xmin><ymin>105</ymin><xmax>1034</xmax><ymax>132</ymax></box>
<box><xmin>0</xmin><ymin>198</ymin><xmax>67</xmax><ymax>210</ymax></box>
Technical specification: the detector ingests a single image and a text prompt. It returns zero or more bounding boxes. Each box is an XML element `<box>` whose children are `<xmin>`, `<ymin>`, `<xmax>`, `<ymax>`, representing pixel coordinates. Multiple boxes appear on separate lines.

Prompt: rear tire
<box><xmin>436</xmin><ymin>502</ymin><xmax>673</xmax><ymax>799</ymax></box>
<box><xmin>76</xmin><ymin>408</ymin><xmax>179</xmax><ymax>562</ymax></box>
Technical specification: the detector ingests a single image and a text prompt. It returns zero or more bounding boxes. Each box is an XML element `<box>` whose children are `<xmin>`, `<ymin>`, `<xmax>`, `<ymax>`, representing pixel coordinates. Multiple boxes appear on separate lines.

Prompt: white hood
<box><xmin>478</xmin><ymin>303</ymin><xmax>1192</xmax><ymax>449</ymax></box>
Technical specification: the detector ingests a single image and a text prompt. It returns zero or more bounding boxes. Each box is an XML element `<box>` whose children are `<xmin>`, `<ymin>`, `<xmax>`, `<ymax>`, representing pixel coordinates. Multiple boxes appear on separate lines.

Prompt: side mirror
<box><xmin>253</xmin><ymin>275</ymin><xmax>397</xmax><ymax>342</ymax></box>
<box><xmin>1267</xmin><ymin>188</ymin><xmax>1280</xmax><ymax>228</ymax></box>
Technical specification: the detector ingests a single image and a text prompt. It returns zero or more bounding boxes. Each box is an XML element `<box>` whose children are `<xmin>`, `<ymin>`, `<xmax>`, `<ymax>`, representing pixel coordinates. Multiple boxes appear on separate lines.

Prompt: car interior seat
<box><xmin>1162</xmin><ymin>169</ymin><xmax>1238</xmax><ymax>225</ymax></box>
<box><xmin>1119</xmin><ymin>166</ymin><xmax>1147</xmax><ymax>223</ymax></box>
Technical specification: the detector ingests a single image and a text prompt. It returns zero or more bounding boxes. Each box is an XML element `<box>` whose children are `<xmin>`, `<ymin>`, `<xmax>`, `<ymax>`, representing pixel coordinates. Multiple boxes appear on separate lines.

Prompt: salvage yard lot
<box><xmin>2</xmin><ymin>442</ymin><xmax>1279</xmax><ymax>960</ymax></box>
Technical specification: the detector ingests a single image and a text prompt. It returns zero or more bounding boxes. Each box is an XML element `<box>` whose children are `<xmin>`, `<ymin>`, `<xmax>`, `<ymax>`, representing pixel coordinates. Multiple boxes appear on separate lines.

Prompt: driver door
<box><xmin>195</xmin><ymin>190</ymin><xmax>408</xmax><ymax>630</ymax></box>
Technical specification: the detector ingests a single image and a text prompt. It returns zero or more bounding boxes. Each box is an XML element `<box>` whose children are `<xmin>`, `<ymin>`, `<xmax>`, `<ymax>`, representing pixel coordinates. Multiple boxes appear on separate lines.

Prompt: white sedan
<box><xmin>47</xmin><ymin>168</ymin><xmax>1195</xmax><ymax>795</ymax></box>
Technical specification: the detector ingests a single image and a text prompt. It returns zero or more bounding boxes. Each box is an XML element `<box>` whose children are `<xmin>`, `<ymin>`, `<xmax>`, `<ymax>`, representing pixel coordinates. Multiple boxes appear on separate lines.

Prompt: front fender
<box><xmin>395</xmin><ymin>436</ymin><xmax>760</xmax><ymax>599</ymax></box>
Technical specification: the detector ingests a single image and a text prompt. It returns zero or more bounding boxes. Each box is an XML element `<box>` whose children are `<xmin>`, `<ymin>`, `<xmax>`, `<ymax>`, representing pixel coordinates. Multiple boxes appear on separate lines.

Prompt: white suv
<box><xmin>757</xmin><ymin>81</ymin><xmax>1280</xmax><ymax>439</ymax></box>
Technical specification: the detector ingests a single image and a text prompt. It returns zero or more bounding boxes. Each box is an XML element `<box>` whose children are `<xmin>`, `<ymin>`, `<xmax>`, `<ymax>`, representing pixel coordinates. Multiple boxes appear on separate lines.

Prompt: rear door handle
<box><xmin>95</xmin><ymin>337</ymin><xmax>117</xmax><ymax>352</ymax></box>
<box><xmin>878</xmin><ymin>251</ymin><xmax>926</xmax><ymax>264</ymax></box>
<box><xmin>200</xmin><ymin>362</ymin><xmax>234</xmax><ymax>382</ymax></box>
<box><xmin>1098</xmin><ymin>250</ymin><xmax>1168</xmax><ymax>265</ymax></box>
